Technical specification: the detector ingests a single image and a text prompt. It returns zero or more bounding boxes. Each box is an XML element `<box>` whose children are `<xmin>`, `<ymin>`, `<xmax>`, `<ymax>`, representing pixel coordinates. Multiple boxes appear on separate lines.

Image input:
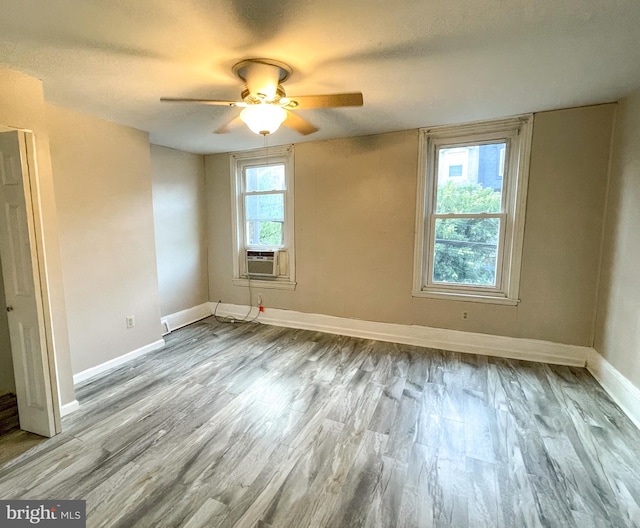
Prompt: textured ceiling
<box><xmin>1</xmin><ymin>0</ymin><xmax>639</xmax><ymax>154</ymax></box>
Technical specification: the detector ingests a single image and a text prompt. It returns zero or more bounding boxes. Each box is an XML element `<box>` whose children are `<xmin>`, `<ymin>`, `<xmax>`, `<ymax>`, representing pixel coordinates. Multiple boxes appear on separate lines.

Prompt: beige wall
<box><xmin>595</xmin><ymin>89</ymin><xmax>640</xmax><ymax>388</ymax></box>
<box><xmin>518</xmin><ymin>105</ymin><xmax>615</xmax><ymax>344</ymax></box>
<box><xmin>206</xmin><ymin>105</ymin><xmax>615</xmax><ymax>348</ymax></box>
<box><xmin>47</xmin><ymin>104</ymin><xmax>164</xmax><ymax>375</ymax></box>
<box><xmin>0</xmin><ymin>253</ymin><xmax>15</xmax><ymax>393</ymax></box>
<box><xmin>151</xmin><ymin>145</ymin><xmax>208</xmax><ymax>316</ymax></box>
<box><xmin>0</xmin><ymin>67</ymin><xmax>74</xmax><ymax>407</ymax></box>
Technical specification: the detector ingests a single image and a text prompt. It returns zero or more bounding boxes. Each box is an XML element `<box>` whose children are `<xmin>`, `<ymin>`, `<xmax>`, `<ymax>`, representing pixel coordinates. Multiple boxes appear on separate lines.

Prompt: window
<box><xmin>231</xmin><ymin>145</ymin><xmax>295</xmax><ymax>289</ymax></box>
<box><xmin>413</xmin><ymin>116</ymin><xmax>532</xmax><ymax>304</ymax></box>
<box><xmin>441</xmin><ymin>148</ymin><xmax>469</xmax><ymax>179</ymax></box>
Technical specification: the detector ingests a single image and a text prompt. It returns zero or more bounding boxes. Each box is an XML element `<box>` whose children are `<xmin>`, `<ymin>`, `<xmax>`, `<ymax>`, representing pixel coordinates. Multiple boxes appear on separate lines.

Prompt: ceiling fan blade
<box><xmin>160</xmin><ymin>97</ymin><xmax>246</xmax><ymax>107</ymax></box>
<box><xmin>214</xmin><ymin>116</ymin><xmax>243</xmax><ymax>134</ymax></box>
<box><xmin>285</xmin><ymin>111</ymin><xmax>319</xmax><ymax>135</ymax></box>
<box><xmin>284</xmin><ymin>92</ymin><xmax>363</xmax><ymax>109</ymax></box>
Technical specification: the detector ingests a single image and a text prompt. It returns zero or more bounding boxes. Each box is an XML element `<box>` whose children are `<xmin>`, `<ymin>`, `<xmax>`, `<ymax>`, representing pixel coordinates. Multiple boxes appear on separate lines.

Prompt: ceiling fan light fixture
<box><xmin>161</xmin><ymin>58</ymin><xmax>363</xmax><ymax>136</ymax></box>
<box><xmin>240</xmin><ymin>104</ymin><xmax>287</xmax><ymax>135</ymax></box>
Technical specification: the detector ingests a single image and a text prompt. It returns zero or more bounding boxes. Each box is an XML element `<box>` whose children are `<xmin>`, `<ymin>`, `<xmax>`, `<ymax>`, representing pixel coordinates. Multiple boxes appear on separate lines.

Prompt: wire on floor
<box><xmin>212</xmin><ymin>299</ymin><xmax>261</xmax><ymax>324</ymax></box>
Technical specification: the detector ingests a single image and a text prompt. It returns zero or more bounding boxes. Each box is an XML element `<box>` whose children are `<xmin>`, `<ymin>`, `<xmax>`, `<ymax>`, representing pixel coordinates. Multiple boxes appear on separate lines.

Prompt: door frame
<box><xmin>1</xmin><ymin>126</ymin><xmax>61</xmax><ymax>435</ymax></box>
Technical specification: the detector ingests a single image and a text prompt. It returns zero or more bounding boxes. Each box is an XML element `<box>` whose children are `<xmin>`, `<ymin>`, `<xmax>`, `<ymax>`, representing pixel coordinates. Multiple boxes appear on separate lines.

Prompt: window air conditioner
<box><xmin>246</xmin><ymin>250</ymin><xmax>278</xmax><ymax>278</ymax></box>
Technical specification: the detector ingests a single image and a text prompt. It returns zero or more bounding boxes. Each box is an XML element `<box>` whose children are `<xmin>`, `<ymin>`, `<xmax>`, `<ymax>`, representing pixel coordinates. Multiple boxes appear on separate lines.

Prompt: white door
<box><xmin>0</xmin><ymin>131</ymin><xmax>56</xmax><ymax>437</ymax></box>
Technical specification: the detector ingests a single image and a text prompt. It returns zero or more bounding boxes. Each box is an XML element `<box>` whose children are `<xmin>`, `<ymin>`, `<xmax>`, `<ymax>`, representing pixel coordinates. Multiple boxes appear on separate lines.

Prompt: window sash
<box><xmin>427</xmin><ymin>138</ymin><xmax>511</xmax><ymax>293</ymax></box>
<box><xmin>245</xmin><ymin>220</ymin><xmax>284</xmax><ymax>248</ymax></box>
<box><xmin>243</xmin><ymin>191</ymin><xmax>286</xmax><ymax>220</ymax></box>
<box><xmin>241</xmin><ymin>190</ymin><xmax>286</xmax><ymax>248</ymax></box>
<box><xmin>433</xmin><ymin>139</ymin><xmax>511</xmax><ymax>215</ymax></box>
<box><xmin>425</xmin><ymin>212</ymin><xmax>507</xmax><ymax>292</ymax></box>
<box><xmin>243</xmin><ymin>164</ymin><xmax>286</xmax><ymax>192</ymax></box>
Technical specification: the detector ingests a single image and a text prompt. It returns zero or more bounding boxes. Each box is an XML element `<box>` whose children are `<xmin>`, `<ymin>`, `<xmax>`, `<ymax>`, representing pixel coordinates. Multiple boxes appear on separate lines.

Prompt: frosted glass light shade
<box><xmin>240</xmin><ymin>105</ymin><xmax>287</xmax><ymax>135</ymax></box>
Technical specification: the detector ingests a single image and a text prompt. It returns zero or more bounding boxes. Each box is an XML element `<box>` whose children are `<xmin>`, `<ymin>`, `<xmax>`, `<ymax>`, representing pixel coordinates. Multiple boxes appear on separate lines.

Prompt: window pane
<box><xmin>432</xmin><ymin>217</ymin><xmax>500</xmax><ymax>286</ymax></box>
<box><xmin>246</xmin><ymin>221</ymin><xmax>283</xmax><ymax>246</ymax></box>
<box><xmin>436</xmin><ymin>143</ymin><xmax>506</xmax><ymax>214</ymax></box>
<box><xmin>245</xmin><ymin>194</ymin><xmax>284</xmax><ymax>222</ymax></box>
<box><xmin>245</xmin><ymin>164</ymin><xmax>285</xmax><ymax>192</ymax></box>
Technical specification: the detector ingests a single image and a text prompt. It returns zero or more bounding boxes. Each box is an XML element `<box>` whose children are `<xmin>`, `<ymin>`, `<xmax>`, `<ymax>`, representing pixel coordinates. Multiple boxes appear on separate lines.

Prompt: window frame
<box><xmin>230</xmin><ymin>145</ymin><xmax>296</xmax><ymax>290</ymax></box>
<box><xmin>412</xmin><ymin>116</ymin><xmax>533</xmax><ymax>305</ymax></box>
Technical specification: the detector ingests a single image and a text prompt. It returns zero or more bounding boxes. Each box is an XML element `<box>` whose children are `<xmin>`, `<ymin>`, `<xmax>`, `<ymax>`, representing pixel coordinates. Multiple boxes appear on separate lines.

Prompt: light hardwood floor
<box><xmin>0</xmin><ymin>317</ymin><xmax>639</xmax><ymax>527</ymax></box>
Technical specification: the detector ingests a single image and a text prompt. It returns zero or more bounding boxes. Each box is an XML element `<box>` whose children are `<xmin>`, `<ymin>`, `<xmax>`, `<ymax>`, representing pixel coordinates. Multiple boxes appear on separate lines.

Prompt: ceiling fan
<box><xmin>160</xmin><ymin>58</ymin><xmax>363</xmax><ymax>136</ymax></box>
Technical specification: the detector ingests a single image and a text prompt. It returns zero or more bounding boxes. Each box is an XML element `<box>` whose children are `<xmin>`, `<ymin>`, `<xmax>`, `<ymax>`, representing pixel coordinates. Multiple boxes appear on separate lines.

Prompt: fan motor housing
<box><xmin>241</xmin><ymin>84</ymin><xmax>287</xmax><ymax>105</ymax></box>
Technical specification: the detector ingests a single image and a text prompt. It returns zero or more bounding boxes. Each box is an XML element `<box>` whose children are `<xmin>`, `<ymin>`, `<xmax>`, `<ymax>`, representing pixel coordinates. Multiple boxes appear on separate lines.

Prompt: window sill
<box><xmin>412</xmin><ymin>290</ymin><xmax>519</xmax><ymax>305</ymax></box>
<box><xmin>233</xmin><ymin>278</ymin><xmax>297</xmax><ymax>290</ymax></box>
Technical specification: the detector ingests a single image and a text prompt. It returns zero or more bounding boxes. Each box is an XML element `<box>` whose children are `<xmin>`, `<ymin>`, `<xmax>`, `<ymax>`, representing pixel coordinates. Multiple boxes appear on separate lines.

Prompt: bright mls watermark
<box><xmin>0</xmin><ymin>500</ymin><xmax>85</xmax><ymax>526</ymax></box>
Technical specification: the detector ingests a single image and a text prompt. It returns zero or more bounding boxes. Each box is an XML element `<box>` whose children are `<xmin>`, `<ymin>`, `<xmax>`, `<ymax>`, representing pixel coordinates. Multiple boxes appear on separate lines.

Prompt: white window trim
<box><xmin>230</xmin><ymin>145</ymin><xmax>296</xmax><ymax>290</ymax></box>
<box><xmin>412</xmin><ymin>115</ymin><xmax>533</xmax><ymax>304</ymax></box>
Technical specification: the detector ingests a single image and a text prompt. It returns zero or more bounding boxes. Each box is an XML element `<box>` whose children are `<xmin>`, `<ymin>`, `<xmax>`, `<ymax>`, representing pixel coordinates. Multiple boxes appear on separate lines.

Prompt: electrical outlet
<box><xmin>461</xmin><ymin>311</ymin><xmax>469</xmax><ymax>321</ymax></box>
<box><xmin>126</xmin><ymin>315</ymin><xmax>135</xmax><ymax>328</ymax></box>
<box><xmin>258</xmin><ymin>294</ymin><xmax>263</xmax><ymax>306</ymax></box>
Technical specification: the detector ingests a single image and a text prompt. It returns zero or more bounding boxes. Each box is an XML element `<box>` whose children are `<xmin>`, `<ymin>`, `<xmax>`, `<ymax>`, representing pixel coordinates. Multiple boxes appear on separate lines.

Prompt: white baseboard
<box><xmin>586</xmin><ymin>348</ymin><xmax>640</xmax><ymax>430</ymax></box>
<box><xmin>73</xmin><ymin>338</ymin><xmax>166</xmax><ymax>385</ymax></box>
<box><xmin>212</xmin><ymin>303</ymin><xmax>588</xmax><ymax>367</ymax></box>
<box><xmin>60</xmin><ymin>399</ymin><xmax>79</xmax><ymax>417</ymax></box>
<box><xmin>161</xmin><ymin>303</ymin><xmax>212</xmax><ymax>334</ymax></box>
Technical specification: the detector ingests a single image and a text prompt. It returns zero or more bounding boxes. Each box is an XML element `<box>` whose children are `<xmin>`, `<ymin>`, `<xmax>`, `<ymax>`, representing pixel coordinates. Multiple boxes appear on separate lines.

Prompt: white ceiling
<box><xmin>1</xmin><ymin>0</ymin><xmax>639</xmax><ymax>154</ymax></box>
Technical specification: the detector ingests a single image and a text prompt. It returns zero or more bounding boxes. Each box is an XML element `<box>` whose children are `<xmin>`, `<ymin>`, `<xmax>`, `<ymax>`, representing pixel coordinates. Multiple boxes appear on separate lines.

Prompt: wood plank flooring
<box><xmin>0</xmin><ymin>317</ymin><xmax>639</xmax><ymax>527</ymax></box>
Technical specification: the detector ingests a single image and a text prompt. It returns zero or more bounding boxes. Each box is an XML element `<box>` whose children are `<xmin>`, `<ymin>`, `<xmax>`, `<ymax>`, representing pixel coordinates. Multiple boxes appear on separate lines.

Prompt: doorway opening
<box><xmin>0</xmin><ymin>128</ymin><xmax>60</xmax><ymax>457</ymax></box>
